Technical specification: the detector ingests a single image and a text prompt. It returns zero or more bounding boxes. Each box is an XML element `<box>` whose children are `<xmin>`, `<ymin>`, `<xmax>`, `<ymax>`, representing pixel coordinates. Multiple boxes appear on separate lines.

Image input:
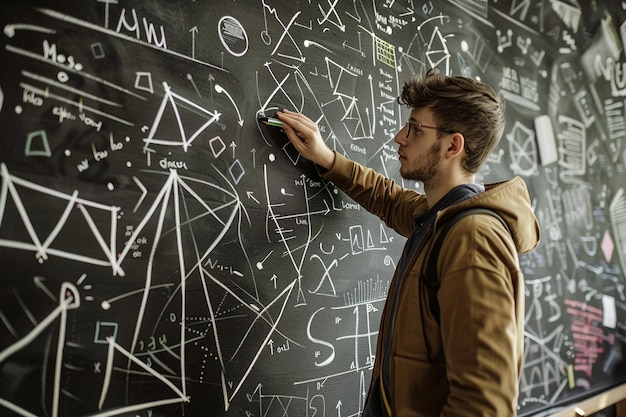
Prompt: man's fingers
<box><xmin>278</xmin><ymin>118</ymin><xmax>306</xmax><ymax>147</ymax></box>
<box><xmin>278</xmin><ymin>110</ymin><xmax>317</xmax><ymax>131</ymax></box>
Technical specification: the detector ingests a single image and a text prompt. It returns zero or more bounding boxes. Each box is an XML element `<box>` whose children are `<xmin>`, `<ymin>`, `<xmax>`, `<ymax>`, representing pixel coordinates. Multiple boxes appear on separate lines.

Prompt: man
<box><xmin>276</xmin><ymin>69</ymin><xmax>540</xmax><ymax>416</ymax></box>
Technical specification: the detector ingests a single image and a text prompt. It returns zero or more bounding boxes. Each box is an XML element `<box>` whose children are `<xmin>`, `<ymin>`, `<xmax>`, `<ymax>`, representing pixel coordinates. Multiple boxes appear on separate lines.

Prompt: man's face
<box><xmin>394</xmin><ymin>107</ymin><xmax>443</xmax><ymax>182</ymax></box>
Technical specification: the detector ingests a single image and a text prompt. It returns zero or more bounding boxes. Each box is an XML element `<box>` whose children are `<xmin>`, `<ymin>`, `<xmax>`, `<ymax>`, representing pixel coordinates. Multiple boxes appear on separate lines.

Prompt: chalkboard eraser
<box><xmin>259</xmin><ymin>117</ymin><xmax>283</xmax><ymax>128</ymax></box>
<box><xmin>534</xmin><ymin>115</ymin><xmax>558</xmax><ymax>166</ymax></box>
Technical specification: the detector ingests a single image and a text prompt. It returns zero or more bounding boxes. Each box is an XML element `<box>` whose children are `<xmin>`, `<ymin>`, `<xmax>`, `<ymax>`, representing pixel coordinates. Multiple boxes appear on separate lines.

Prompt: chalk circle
<box><xmin>269</xmin><ymin>153</ymin><xmax>276</xmax><ymax>162</ymax></box>
<box><xmin>57</xmin><ymin>71</ymin><xmax>69</xmax><ymax>83</ymax></box>
<box><xmin>260</xmin><ymin>30</ymin><xmax>271</xmax><ymax>45</ymax></box>
<box><xmin>218</xmin><ymin>16</ymin><xmax>248</xmax><ymax>57</ymax></box>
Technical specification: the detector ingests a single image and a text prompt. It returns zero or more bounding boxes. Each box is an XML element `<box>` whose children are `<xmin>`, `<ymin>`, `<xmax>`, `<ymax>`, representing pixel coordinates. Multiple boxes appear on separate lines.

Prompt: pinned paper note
<box><xmin>534</xmin><ymin>115</ymin><xmax>558</xmax><ymax>165</ymax></box>
<box><xmin>602</xmin><ymin>294</ymin><xmax>617</xmax><ymax>328</ymax></box>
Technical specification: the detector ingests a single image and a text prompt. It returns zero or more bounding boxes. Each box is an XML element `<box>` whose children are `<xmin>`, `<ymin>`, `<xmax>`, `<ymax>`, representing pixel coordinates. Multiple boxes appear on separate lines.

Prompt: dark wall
<box><xmin>0</xmin><ymin>1</ymin><xmax>625</xmax><ymax>416</ymax></box>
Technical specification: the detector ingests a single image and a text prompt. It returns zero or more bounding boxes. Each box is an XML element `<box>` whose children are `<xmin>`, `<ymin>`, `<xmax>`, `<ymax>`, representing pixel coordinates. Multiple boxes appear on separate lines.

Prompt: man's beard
<box><xmin>400</xmin><ymin>141</ymin><xmax>441</xmax><ymax>182</ymax></box>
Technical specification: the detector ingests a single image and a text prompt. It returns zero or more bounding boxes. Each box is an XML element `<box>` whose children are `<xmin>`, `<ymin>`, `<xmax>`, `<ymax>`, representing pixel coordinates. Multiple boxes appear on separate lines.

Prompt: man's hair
<box><xmin>398</xmin><ymin>68</ymin><xmax>505</xmax><ymax>173</ymax></box>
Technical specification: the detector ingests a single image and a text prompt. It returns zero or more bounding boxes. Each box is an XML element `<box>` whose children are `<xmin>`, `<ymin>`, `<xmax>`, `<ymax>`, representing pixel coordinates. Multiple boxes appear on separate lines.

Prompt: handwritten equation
<box><xmin>0</xmin><ymin>1</ymin><xmax>625</xmax><ymax>416</ymax></box>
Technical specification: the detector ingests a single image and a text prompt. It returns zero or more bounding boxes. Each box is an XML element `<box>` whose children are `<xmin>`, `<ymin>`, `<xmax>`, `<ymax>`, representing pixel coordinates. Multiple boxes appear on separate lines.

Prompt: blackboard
<box><xmin>0</xmin><ymin>1</ymin><xmax>625</xmax><ymax>416</ymax></box>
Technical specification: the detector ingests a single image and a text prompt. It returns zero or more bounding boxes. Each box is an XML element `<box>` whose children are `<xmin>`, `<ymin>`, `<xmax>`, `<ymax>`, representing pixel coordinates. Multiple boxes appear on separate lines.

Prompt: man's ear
<box><xmin>445</xmin><ymin>133</ymin><xmax>466</xmax><ymax>159</ymax></box>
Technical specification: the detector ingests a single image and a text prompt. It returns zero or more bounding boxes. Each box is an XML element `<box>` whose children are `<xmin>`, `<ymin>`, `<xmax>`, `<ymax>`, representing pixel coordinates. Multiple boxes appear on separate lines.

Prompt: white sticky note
<box><xmin>602</xmin><ymin>294</ymin><xmax>616</xmax><ymax>329</ymax></box>
<box><xmin>534</xmin><ymin>115</ymin><xmax>558</xmax><ymax>166</ymax></box>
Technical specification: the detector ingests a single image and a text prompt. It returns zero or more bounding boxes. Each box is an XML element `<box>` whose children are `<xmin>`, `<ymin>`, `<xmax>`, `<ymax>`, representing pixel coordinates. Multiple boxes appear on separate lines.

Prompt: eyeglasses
<box><xmin>404</xmin><ymin>121</ymin><xmax>470</xmax><ymax>153</ymax></box>
<box><xmin>405</xmin><ymin>121</ymin><xmax>457</xmax><ymax>138</ymax></box>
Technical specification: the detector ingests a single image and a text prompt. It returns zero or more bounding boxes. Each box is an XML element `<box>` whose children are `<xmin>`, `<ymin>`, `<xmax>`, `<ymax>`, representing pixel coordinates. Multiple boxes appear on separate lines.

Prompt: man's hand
<box><xmin>276</xmin><ymin>110</ymin><xmax>336</xmax><ymax>170</ymax></box>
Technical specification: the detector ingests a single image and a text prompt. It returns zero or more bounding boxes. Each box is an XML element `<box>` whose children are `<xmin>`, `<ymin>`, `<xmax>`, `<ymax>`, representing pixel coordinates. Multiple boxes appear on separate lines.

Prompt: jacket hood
<box><xmin>438</xmin><ymin>176</ymin><xmax>541</xmax><ymax>254</ymax></box>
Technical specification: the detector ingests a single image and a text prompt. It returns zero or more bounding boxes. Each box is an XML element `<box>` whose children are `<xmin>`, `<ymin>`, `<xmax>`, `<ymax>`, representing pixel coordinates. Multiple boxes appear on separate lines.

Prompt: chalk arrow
<box><xmin>189</xmin><ymin>26</ymin><xmax>198</xmax><ymax>59</ymax></box>
<box><xmin>4</xmin><ymin>24</ymin><xmax>55</xmax><ymax>38</ymax></box>
<box><xmin>368</xmin><ymin>74</ymin><xmax>375</xmax><ymax>134</ymax></box>
<box><xmin>215</xmin><ymin>84</ymin><xmax>244</xmax><ymax>126</ymax></box>
<box><xmin>208</xmin><ymin>74</ymin><xmax>215</xmax><ymax>101</ymax></box>
<box><xmin>247</xmin><ymin>191</ymin><xmax>260</xmax><ymax>204</ymax></box>
<box><xmin>132</xmin><ymin>176</ymin><xmax>147</xmax><ymax>212</ymax></box>
<box><xmin>34</xmin><ymin>276</ymin><xmax>57</xmax><ymax>301</ymax></box>
<box><xmin>303</xmin><ymin>39</ymin><xmax>332</xmax><ymax>53</ymax></box>
<box><xmin>324</xmin><ymin>199</ymin><xmax>331</xmax><ymax>215</ymax></box>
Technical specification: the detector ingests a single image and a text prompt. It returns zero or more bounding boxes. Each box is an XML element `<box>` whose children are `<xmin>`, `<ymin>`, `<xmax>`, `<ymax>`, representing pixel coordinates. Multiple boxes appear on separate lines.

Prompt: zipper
<box><xmin>380</xmin><ymin>223</ymin><xmax>435</xmax><ymax>412</ymax></box>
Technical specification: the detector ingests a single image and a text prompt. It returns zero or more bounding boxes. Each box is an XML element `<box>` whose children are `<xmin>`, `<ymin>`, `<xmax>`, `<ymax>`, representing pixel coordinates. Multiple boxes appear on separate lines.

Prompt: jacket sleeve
<box><xmin>436</xmin><ymin>214</ymin><xmax>523</xmax><ymax>417</ymax></box>
<box><xmin>321</xmin><ymin>152</ymin><xmax>428</xmax><ymax>237</ymax></box>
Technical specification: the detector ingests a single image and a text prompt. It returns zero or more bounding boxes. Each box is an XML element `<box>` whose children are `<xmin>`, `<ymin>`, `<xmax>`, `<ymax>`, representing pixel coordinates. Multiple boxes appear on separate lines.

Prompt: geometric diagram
<box><xmin>521</xmin><ymin>275</ymin><xmax>569</xmax><ymax>403</ymax></box>
<box><xmin>117</xmin><ymin>168</ymin><xmax>296</xmax><ymax>412</ymax></box>
<box><xmin>507</xmin><ymin>120</ymin><xmax>538</xmax><ymax>177</ymax></box>
<box><xmin>419</xmin><ymin>15</ymin><xmax>452</xmax><ymax>72</ymax></box>
<box><xmin>208</xmin><ymin>136</ymin><xmax>227</xmax><ymax>158</ymax></box>
<box><xmin>0</xmin><ymin>164</ymin><xmax>239</xmax><ymax>278</ymax></box>
<box><xmin>132</xmin><ymin>250</ymin><xmax>297</xmax><ymax>412</ymax></box>
<box><xmin>0</xmin><ymin>281</ymin><xmax>80</xmax><ymax>417</ymax></box>
<box><xmin>0</xmin><ymin>161</ymin><xmax>298</xmax><ymax>413</ymax></box>
<box><xmin>229</xmin><ymin>159</ymin><xmax>245</xmax><ymax>184</ymax></box>
<box><xmin>420</xmin><ymin>20</ymin><xmax>452</xmax><ymax>72</ymax></box>
<box><xmin>521</xmin><ymin>321</ymin><xmax>569</xmax><ymax>406</ymax></box>
<box><xmin>0</xmin><ymin>165</ymin><xmax>274</xmax><ymax>417</ymax></box>
<box><xmin>324</xmin><ymin>57</ymin><xmax>372</xmax><ymax>141</ymax></box>
<box><xmin>249</xmin><ymin>383</ymin><xmax>309</xmax><ymax>416</ymax></box>
<box><xmin>121</xmin><ymin>250</ymin><xmax>297</xmax><ymax>413</ymax></box>
<box><xmin>143</xmin><ymin>82</ymin><xmax>221</xmax><ymax>154</ymax></box>
<box><xmin>90</xmin><ymin>41</ymin><xmax>105</xmax><ymax>59</ymax></box>
<box><xmin>134</xmin><ymin>71</ymin><xmax>154</xmax><ymax>93</ymax></box>
<box><xmin>98</xmin><ymin>336</ymin><xmax>190</xmax><ymax>414</ymax></box>
<box><xmin>120</xmin><ymin>169</ymin><xmax>302</xmax><ymax>413</ymax></box>
<box><xmin>397</xmin><ymin>15</ymin><xmax>451</xmax><ymax>79</ymax></box>
<box><xmin>317</xmin><ymin>0</ymin><xmax>345</xmax><ymax>32</ymax></box>
<box><xmin>0</xmin><ymin>163</ymin><xmax>124</xmax><ymax>272</ymax></box>
<box><xmin>214</xmin><ymin>279</ymin><xmax>296</xmax><ymax>410</ymax></box>
<box><xmin>94</xmin><ymin>321</ymin><xmax>118</xmax><ymax>344</ymax></box>
<box><xmin>24</xmin><ymin>130</ymin><xmax>52</xmax><ymax>157</ymax></box>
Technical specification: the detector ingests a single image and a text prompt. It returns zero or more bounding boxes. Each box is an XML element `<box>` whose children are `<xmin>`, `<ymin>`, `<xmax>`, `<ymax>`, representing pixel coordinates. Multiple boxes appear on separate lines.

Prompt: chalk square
<box><xmin>94</xmin><ymin>321</ymin><xmax>118</xmax><ymax>344</ymax></box>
